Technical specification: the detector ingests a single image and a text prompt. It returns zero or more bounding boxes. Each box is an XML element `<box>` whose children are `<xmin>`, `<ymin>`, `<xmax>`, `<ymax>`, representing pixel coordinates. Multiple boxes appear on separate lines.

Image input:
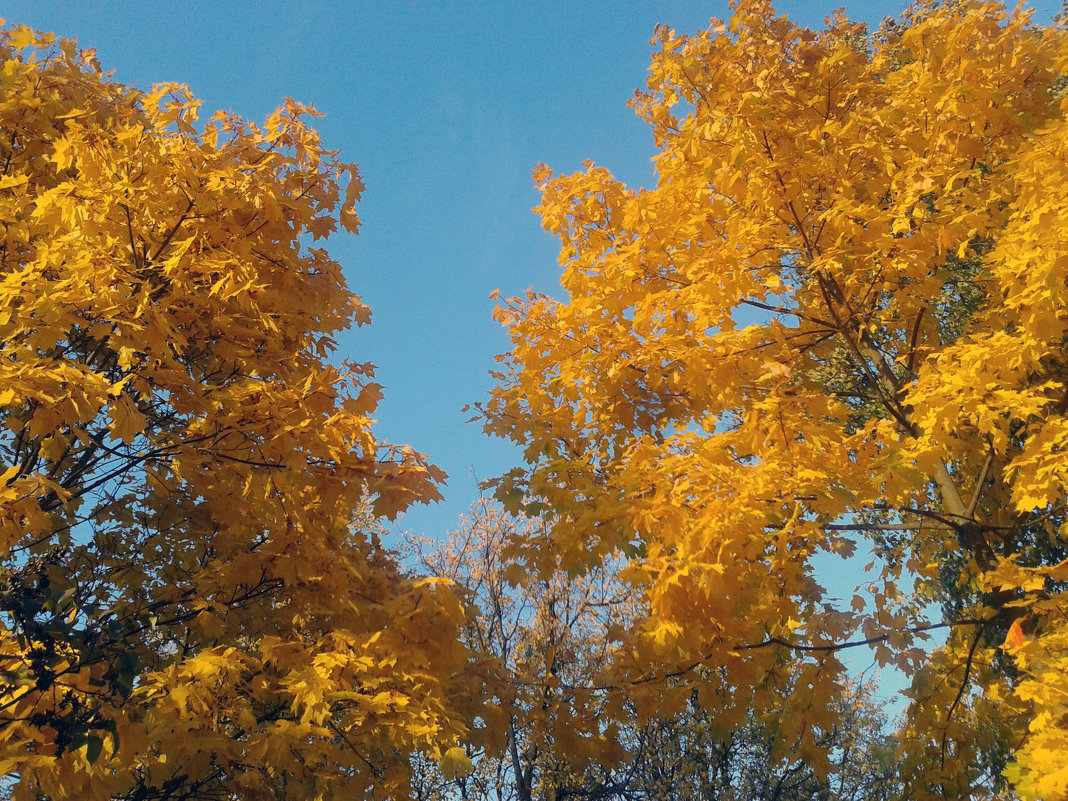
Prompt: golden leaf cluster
<box><xmin>0</xmin><ymin>25</ymin><xmax>474</xmax><ymax>800</ymax></box>
<box><xmin>485</xmin><ymin>2</ymin><xmax>1068</xmax><ymax>796</ymax></box>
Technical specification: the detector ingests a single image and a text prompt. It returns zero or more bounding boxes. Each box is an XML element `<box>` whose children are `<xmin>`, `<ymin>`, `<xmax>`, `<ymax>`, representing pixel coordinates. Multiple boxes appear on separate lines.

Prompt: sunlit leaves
<box><xmin>0</xmin><ymin>24</ymin><xmax>471</xmax><ymax>801</ymax></box>
<box><xmin>485</xmin><ymin>2</ymin><xmax>1068</xmax><ymax>797</ymax></box>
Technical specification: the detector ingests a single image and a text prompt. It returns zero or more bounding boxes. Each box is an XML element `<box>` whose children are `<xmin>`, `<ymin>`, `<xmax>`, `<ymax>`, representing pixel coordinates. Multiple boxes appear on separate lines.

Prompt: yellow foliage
<box><xmin>0</xmin><ymin>24</ymin><xmax>473</xmax><ymax>801</ymax></box>
<box><xmin>484</xmin><ymin>2</ymin><xmax>1068</xmax><ymax>797</ymax></box>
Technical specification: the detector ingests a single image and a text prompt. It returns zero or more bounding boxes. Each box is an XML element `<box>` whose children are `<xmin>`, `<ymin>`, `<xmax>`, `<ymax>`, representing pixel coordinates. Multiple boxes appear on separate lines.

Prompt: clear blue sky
<box><xmin>4</xmin><ymin>0</ymin><xmax>1057</xmax><ymax>542</ymax></box>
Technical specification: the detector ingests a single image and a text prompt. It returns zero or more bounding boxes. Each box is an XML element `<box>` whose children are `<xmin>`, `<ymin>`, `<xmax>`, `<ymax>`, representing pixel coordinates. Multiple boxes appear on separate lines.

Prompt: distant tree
<box><xmin>409</xmin><ymin>500</ymin><xmax>900</xmax><ymax>801</ymax></box>
<box><xmin>0</xmin><ymin>25</ymin><xmax>473</xmax><ymax>800</ymax></box>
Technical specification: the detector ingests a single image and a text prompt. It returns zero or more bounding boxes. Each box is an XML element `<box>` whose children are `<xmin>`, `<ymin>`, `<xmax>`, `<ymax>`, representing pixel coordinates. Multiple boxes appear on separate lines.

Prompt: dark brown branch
<box><xmin>747</xmin><ymin>619</ymin><xmax>973</xmax><ymax>655</ymax></box>
<box><xmin>940</xmin><ymin>623</ymin><xmax>985</xmax><ymax>772</ymax></box>
<box><xmin>150</xmin><ymin>198</ymin><xmax>197</xmax><ymax>263</ymax></box>
<box><xmin>540</xmin><ymin>619</ymin><xmax>985</xmax><ymax>693</ymax></box>
<box><xmin>905</xmin><ymin>305</ymin><xmax>926</xmax><ymax>378</ymax></box>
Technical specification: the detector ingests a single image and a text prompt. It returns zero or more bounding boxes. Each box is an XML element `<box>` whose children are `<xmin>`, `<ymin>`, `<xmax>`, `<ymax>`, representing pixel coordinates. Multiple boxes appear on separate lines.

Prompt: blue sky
<box><xmin>4</xmin><ymin>0</ymin><xmax>1057</xmax><ymax>543</ymax></box>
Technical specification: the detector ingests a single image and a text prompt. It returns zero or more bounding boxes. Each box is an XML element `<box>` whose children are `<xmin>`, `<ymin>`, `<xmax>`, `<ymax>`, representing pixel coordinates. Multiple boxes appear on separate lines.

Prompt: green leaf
<box><xmin>85</xmin><ymin>735</ymin><xmax>103</xmax><ymax>765</ymax></box>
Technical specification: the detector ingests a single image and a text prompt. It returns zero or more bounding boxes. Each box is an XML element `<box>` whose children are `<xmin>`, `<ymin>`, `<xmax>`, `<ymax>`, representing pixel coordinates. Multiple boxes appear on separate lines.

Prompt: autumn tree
<box><xmin>409</xmin><ymin>500</ymin><xmax>900</xmax><ymax>801</ymax></box>
<box><xmin>406</xmin><ymin>499</ymin><xmax>635</xmax><ymax>801</ymax></box>
<box><xmin>482</xmin><ymin>2</ymin><xmax>1068</xmax><ymax>798</ymax></box>
<box><xmin>0</xmin><ymin>25</ymin><xmax>476</xmax><ymax>800</ymax></box>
